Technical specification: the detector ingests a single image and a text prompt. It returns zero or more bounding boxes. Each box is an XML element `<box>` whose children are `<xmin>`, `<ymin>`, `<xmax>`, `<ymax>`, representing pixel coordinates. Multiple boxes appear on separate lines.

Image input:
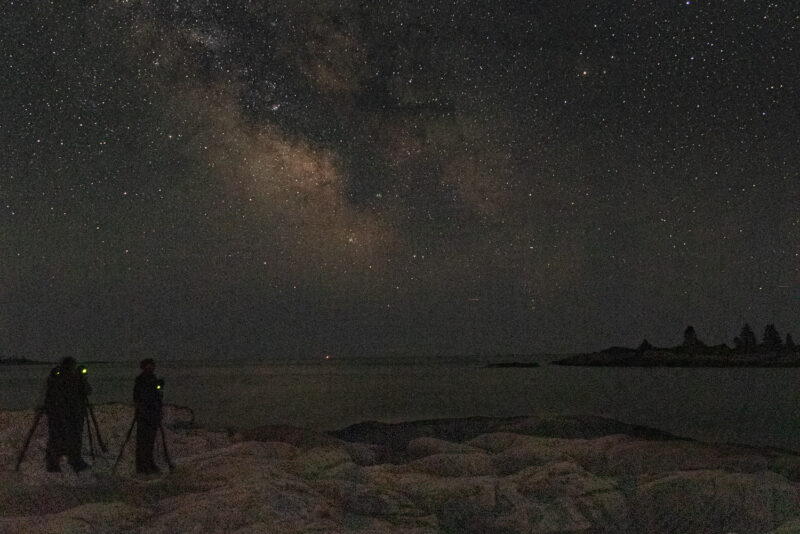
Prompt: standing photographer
<box><xmin>133</xmin><ymin>358</ymin><xmax>163</xmax><ymax>474</ymax></box>
<box><xmin>44</xmin><ymin>357</ymin><xmax>91</xmax><ymax>472</ymax></box>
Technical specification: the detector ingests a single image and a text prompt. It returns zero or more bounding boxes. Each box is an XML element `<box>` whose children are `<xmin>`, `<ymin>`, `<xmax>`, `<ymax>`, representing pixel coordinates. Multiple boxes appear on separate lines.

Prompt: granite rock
<box><xmin>2</xmin><ymin>405</ymin><xmax>800</xmax><ymax>533</ymax></box>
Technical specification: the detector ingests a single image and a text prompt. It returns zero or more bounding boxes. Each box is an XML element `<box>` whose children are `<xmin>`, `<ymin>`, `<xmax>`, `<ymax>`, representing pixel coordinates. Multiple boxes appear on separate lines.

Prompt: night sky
<box><xmin>2</xmin><ymin>0</ymin><xmax>798</xmax><ymax>359</ymax></box>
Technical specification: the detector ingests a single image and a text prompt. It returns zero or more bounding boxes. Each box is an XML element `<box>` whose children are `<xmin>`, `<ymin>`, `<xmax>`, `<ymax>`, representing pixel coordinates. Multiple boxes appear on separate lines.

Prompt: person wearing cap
<box><xmin>44</xmin><ymin>357</ymin><xmax>91</xmax><ymax>472</ymax></box>
<box><xmin>133</xmin><ymin>358</ymin><xmax>163</xmax><ymax>474</ymax></box>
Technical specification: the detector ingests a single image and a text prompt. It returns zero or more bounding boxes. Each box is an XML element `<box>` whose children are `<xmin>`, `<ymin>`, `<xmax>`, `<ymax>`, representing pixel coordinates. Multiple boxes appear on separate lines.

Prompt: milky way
<box><xmin>2</xmin><ymin>0</ymin><xmax>798</xmax><ymax>358</ymax></box>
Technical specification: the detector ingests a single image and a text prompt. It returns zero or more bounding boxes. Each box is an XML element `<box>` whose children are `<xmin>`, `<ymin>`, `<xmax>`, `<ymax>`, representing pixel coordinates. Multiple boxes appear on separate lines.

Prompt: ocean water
<box><xmin>2</xmin><ymin>355</ymin><xmax>800</xmax><ymax>451</ymax></box>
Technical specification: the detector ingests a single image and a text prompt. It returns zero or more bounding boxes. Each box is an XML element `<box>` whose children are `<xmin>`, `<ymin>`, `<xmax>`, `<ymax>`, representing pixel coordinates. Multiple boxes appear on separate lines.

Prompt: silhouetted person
<box><xmin>134</xmin><ymin>358</ymin><xmax>163</xmax><ymax>474</ymax></box>
<box><xmin>44</xmin><ymin>357</ymin><xmax>91</xmax><ymax>472</ymax></box>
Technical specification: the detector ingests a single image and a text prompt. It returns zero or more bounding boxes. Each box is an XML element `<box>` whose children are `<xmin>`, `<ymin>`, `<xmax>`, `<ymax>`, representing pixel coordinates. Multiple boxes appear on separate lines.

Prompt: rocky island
<box><xmin>553</xmin><ymin>323</ymin><xmax>800</xmax><ymax>367</ymax></box>
<box><xmin>2</xmin><ymin>403</ymin><xmax>800</xmax><ymax>533</ymax></box>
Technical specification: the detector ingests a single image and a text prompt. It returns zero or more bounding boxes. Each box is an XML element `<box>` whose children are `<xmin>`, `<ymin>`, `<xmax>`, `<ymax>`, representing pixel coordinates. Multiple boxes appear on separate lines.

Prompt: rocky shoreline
<box><xmin>2</xmin><ymin>404</ymin><xmax>800</xmax><ymax>533</ymax></box>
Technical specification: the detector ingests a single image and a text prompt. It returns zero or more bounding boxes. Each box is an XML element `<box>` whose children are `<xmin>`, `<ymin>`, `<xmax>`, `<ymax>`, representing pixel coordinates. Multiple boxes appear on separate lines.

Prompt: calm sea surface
<box><xmin>2</xmin><ymin>355</ymin><xmax>799</xmax><ymax>451</ymax></box>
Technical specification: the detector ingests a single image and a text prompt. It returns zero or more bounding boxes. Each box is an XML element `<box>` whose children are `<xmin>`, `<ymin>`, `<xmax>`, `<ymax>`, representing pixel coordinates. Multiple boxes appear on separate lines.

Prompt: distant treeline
<box><xmin>632</xmin><ymin>323</ymin><xmax>798</xmax><ymax>355</ymax></box>
<box><xmin>553</xmin><ymin>323</ymin><xmax>800</xmax><ymax>367</ymax></box>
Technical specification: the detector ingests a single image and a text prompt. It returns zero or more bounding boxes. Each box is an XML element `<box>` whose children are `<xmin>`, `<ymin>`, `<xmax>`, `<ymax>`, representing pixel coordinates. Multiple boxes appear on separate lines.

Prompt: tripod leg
<box><xmin>88</xmin><ymin>405</ymin><xmax>108</xmax><ymax>453</ymax></box>
<box><xmin>85</xmin><ymin>414</ymin><xmax>95</xmax><ymax>460</ymax></box>
<box><xmin>159</xmin><ymin>422</ymin><xmax>175</xmax><ymax>472</ymax></box>
<box><xmin>112</xmin><ymin>417</ymin><xmax>136</xmax><ymax>474</ymax></box>
<box><xmin>15</xmin><ymin>409</ymin><xmax>44</xmax><ymax>471</ymax></box>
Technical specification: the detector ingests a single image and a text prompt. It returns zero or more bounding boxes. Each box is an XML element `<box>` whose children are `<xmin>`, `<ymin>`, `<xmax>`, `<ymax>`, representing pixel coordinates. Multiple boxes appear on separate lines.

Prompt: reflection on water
<box><xmin>2</xmin><ymin>357</ymin><xmax>799</xmax><ymax>450</ymax></box>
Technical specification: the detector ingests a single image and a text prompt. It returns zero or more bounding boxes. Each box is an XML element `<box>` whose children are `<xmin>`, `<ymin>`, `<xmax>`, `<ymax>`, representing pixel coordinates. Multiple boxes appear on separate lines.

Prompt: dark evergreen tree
<box><xmin>683</xmin><ymin>326</ymin><xmax>698</xmax><ymax>346</ymax></box>
<box><xmin>786</xmin><ymin>333</ymin><xmax>796</xmax><ymax>352</ymax></box>
<box><xmin>761</xmin><ymin>324</ymin><xmax>782</xmax><ymax>351</ymax></box>
<box><xmin>682</xmin><ymin>325</ymin><xmax>705</xmax><ymax>352</ymax></box>
<box><xmin>637</xmin><ymin>338</ymin><xmax>653</xmax><ymax>352</ymax></box>
<box><xmin>734</xmin><ymin>323</ymin><xmax>758</xmax><ymax>353</ymax></box>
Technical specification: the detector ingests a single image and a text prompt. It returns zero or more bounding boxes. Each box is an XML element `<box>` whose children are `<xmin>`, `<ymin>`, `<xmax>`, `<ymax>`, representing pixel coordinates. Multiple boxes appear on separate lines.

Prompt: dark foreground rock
<box><xmin>2</xmin><ymin>405</ymin><xmax>800</xmax><ymax>533</ymax></box>
<box><xmin>329</xmin><ymin>414</ymin><xmax>679</xmax><ymax>464</ymax></box>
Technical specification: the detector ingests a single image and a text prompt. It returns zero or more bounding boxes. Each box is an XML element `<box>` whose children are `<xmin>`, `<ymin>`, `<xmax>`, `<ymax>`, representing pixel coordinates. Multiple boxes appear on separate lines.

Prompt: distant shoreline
<box><xmin>486</xmin><ymin>361</ymin><xmax>541</xmax><ymax>368</ymax></box>
<box><xmin>552</xmin><ymin>350</ymin><xmax>800</xmax><ymax>368</ymax></box>
<box><xmin>0</xmin><ymin>358</ymin><xmax>112</xmax><ymax>366</ymax></box>
<box><xmin>0</xmin><ymin>358</ymin><xmax>52</xmax><ymax>366</ymax></box>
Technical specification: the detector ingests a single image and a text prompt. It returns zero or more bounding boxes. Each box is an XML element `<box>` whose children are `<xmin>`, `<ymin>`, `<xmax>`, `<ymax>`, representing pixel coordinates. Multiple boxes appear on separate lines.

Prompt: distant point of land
<box><xmin>481</xmin><ymin>353</ymin><xmax>541</xmax><ymax>368</ymax></box>
<box><xmin>486</xmin><ymin>362</ymin><xmax>540</xmax><ymax>369</ymax></box>
<box><xmin>0</xmin><ymin>357</ymin><xmax>52</xmax><ymax>366</ymax></box>
<box><xmin>553</xmin><ymin>323</ymin><xmax>800</xmax><ymax>367</ymax></box>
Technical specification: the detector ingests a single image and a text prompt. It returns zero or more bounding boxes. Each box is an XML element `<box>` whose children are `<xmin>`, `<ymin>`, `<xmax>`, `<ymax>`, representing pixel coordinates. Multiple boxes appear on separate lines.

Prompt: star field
<box><xmin>1</xmin><ymin>0</ymin><xmax>797</xmax><ymax>358</ymax></box>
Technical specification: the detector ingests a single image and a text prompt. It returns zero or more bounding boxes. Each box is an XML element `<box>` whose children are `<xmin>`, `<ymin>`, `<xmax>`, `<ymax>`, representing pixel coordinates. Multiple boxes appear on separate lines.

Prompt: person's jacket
<box><xmin>45</xmin><ymin>367</ymin><xmax>87</xmax><ymax>424</ymax></box>
<box><xmin>133</xmin><ymin>373</ymin><xmax>163</xmax><ymax>426</ymax></box>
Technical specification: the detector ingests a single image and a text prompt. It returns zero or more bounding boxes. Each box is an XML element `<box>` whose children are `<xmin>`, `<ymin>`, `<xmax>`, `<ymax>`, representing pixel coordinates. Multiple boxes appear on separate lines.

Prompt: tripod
<box><xmin>15</xmin><ymin>404</ymin><xmax>108</xmax><ymax>471</ymax></box>
<box><xmin>15</xmin><ymin>408</ymin><xmax>44</xmax><ymax>471</ymax></box>
<box><xmin>112</xmin><ymin>416</ymin><xmax>175</xmax><ymax>474</ymax></box>
<box><xmin>85</xmin><ymin>404</ymin><xmax>108</xmax><ymax>456</ymax></box>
